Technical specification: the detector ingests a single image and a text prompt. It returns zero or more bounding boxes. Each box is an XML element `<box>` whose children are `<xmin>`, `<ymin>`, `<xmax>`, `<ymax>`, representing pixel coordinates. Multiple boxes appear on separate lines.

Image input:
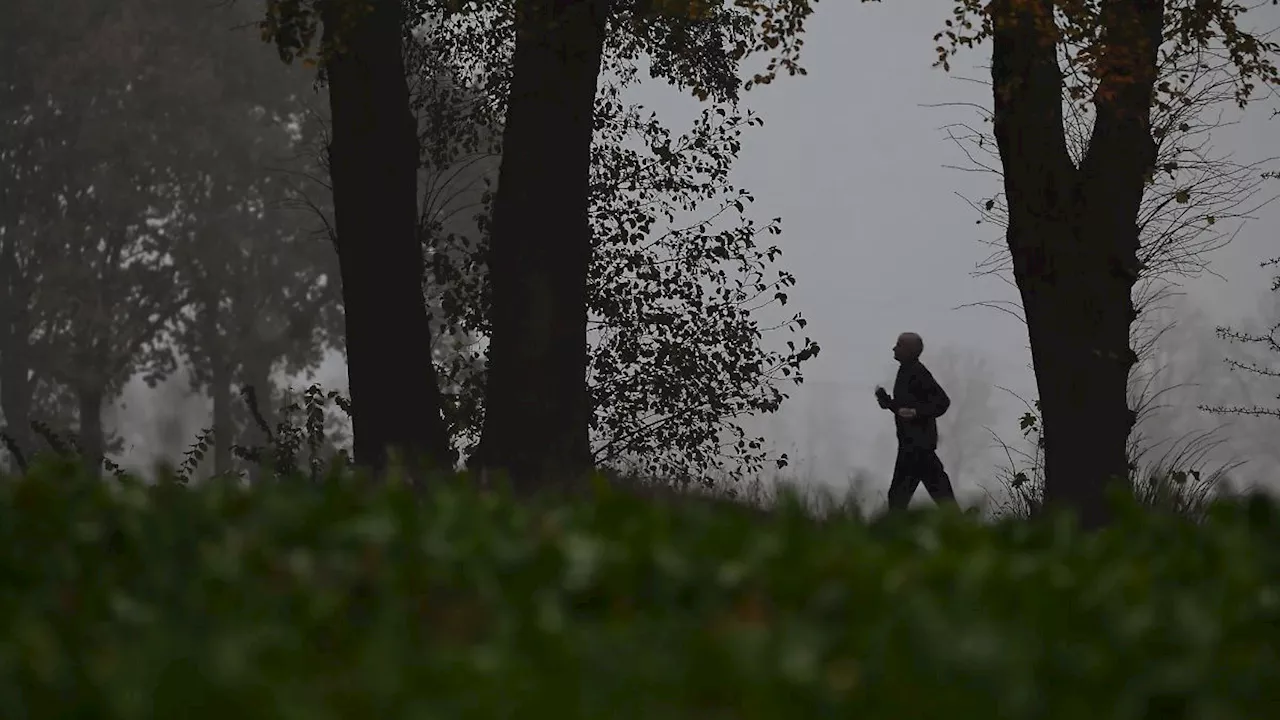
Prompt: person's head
<box><xmin>892</xmin><ymin>332</ymin><xmax>924</xmax><ymax>363</ymax></box>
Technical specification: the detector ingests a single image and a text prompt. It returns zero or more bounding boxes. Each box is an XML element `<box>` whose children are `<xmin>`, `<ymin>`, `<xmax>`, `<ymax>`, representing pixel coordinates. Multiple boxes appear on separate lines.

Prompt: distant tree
<box><xmin>1127</xmin><ymin>287</ymin><xmax>1237</xmax><ymax>455</ymax></box>
<box><xmin>36</xmin><ymin>219</ymin><xmax>185</xmax><ymax>477</ymax></box>
<box><xmin>172</xmin><ymin>113</ymin><xmax>342</xmax><ymax>478</ymax></box>
<box><xmin>936</xmin><ymin>0</ymin><xmax>1278</xmax><ymax>525</ymax></box>
<box><xmin>0</xmin><ymin>0</ymin><xmax>228</xmax><ymax>474</ymax></box>
<box><xmin>0</xmin><ymin>0</ymin><xmax>346</xmax><ymax>478</ymax></box>
<box><xmin>792</xmin><ymin>381</ymin><xmax>853</xmax><ymax>484</ymax></box>
<box><xmin>0</xmin><ymin>0</ymin><xmax>103</xmax><ymax>465</ymax></box>
<box><xmin>1202</xmin><ymin>110</ymin><xmax>1280</xmax><ymax>481</ymax></box>
<box><xmin>0</xmin><ymin>179</ymin><xmax>50</xmax><ymax>466</ymax></box>
<box><xmin>1205</xmin><ymin>257</ymin><xmax>1280</xmax><ymax>418</ymax></box>
<box><xmin>147</xmin><ymin>4</ymin><xmax>341</xmax><ymax>478</ymax></box>
<box><xmin>928</xmin><ymin>346</ymin><xmax>1000</xmax><ymax>488</ymax></box>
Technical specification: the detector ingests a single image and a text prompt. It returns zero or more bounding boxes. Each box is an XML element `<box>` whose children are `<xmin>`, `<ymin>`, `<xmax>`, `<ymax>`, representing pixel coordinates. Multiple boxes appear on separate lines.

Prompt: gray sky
<box><xmin>113</xmin><ymin>1</ymin><xmax>1280</xmax><ymax>505</ymax></box>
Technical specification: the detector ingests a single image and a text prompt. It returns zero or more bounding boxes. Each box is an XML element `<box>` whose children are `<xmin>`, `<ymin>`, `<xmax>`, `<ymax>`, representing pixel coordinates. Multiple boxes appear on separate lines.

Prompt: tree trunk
<box><xmin>319</xmin><ymin>0</ymin><xmax>453</xmax><ymax>478</ymax></box>
<box><xmin>0</xmin><ymin>352</ymin><xmax>33</xmax><ymax>470</ymax></box>
<box><xmin>990</xmin><ymin>0</ymin><xmax>1164</xmax><ymax>529</ymax></box>
<box><xmin>201</xmin><ymin>297</ymin><xmax>234</xmax><ymax>476</ymax></box>
<box><xmin>0</xmin><ymin>245</ymin><xmax>33</xmax><ymax>469</ymax></box>
<box><xmin>210</xmin><ymin>357</ymin><xmax>234</xmax><ymax>477</ymax></box>
<box><xmin>471</xmin><ymin>0</ymin><xmax>608</xmax><ymax>493</ymax></box>
<box><xmin>241</xmin><ymin>356</ymin><xmax>274</xmax><ymax>483</ymax></box>
<box><xmin>197</xmin><ymin>294</ymin><xmax>235</xmax><ymax>474</ymax></box>
<box><xmin>76</xmin><ymin>384</ymin><xmax>105</xmax><ymax>480</ymax></box>
<box><xmin>0</xmin><ymin>326</ymin><xmax>33</xmax><ymax>468</ymax></box>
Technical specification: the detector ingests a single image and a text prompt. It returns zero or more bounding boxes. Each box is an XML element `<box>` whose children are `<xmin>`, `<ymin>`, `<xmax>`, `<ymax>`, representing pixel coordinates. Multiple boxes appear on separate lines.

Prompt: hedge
<box><xmin>0</xmin><ymin>456</ymin><xmax>1277</xmax><ymax>719</ymax></box>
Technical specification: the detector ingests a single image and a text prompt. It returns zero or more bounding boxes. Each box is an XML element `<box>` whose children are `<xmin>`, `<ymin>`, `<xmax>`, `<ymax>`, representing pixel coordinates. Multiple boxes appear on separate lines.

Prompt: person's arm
<box><xmin>875</xmin><ymin>386</ymin><xmax>898</xmax><ymax>411</ymax></box>
<box><xmin>912</xmin><ymin>367</ymin><xmax>951</xmax><ymax>420</ymax></box>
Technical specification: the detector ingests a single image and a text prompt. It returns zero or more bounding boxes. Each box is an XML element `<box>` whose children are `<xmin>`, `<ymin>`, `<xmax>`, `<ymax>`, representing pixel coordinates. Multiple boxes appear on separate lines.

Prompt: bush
<box><xmin>1</xmin><ymin>457</ymin><xmax>1278</xmax><ymax>718</ymax></box>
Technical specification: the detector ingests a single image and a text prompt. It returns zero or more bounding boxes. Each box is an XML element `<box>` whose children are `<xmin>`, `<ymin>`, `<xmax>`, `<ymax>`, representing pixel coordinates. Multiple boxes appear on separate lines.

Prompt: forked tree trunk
<box><xmin>471</xmin><ymin>0</ymin><xmax>609</xmax><ymax>492</ymax></box>
<box><xmin>990</xmin><ymin>0</ymin><xmax>1165</xmax><ymax>529</ymax></box>
<box><xmin>320</xmin><ymin>0</ymin><xmax>453</xmax><ymax>478</ymax></box>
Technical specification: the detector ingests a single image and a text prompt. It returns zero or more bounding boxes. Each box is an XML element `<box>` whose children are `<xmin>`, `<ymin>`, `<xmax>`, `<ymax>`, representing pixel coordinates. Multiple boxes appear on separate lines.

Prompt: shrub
<box><xmin>0</xmin><ymin>457</ymin><xmax>1278</xmax><ymax>718</ymax></box>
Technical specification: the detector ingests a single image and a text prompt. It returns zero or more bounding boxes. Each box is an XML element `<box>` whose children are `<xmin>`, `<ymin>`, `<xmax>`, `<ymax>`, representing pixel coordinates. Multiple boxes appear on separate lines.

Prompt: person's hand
<box><xmin>896</xmin><ymin>407</ymin><xmax>917</xmax><ymax>419</ymax></box>
<box><xmin>875</xmin><ymin>386</ymin><xmax>890</xmax><ymax>408</ymax></box>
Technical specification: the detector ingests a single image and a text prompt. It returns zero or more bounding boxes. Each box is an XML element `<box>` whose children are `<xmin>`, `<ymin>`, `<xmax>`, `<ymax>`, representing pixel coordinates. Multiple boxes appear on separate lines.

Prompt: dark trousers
<box><xmin>887</xmin><ymin>446</ymin><xmax>955</xmax><ymax>510</ymax></box>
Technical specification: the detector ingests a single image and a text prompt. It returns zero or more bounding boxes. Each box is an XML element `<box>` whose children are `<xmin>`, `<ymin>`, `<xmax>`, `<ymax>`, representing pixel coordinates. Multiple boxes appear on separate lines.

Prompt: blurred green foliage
<box><xmin>1</xmin><ymin>456</ymin><xmax>1278</xmax><ymax>718</ymax></box>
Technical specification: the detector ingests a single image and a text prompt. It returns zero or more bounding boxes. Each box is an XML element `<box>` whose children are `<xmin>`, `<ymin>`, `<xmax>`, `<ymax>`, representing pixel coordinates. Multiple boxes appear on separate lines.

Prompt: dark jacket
<box><xmin>880</xmin><ymin>359</ymin><xmax>950</xmax><ymax>451</ymax></box>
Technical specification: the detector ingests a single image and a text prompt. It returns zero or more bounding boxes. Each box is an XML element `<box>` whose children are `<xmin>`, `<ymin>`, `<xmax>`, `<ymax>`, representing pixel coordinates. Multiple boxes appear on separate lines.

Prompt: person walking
<box><xmin>875</xmin><ymin>332</ymin><xmax>957</xmax><ymax>510</ymax></box>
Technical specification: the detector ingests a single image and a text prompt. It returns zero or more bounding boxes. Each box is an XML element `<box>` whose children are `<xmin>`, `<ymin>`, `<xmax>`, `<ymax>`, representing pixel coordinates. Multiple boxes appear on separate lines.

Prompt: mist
<box><xmin>4</xmin><ymin>0</ymin><xmax>1279</xmax><ymax>514</ymax></box>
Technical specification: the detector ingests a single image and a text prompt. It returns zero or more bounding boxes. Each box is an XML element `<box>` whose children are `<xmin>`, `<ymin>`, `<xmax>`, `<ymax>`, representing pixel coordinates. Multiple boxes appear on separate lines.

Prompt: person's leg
<box><xmin>921</xmin><ymin>450</ymin><xmax>957</xmax><ymax>505</ymax></box>
<box><xmin>887</xmin><ymin>446</ymin><xmax>921</xmax><ymax>510</ymax></box>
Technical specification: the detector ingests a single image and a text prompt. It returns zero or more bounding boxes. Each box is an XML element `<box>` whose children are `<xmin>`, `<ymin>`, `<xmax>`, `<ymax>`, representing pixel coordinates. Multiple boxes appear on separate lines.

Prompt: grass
<box><xmin>2</xmin><ymin>453</ymin><xmax>1279</xmax><ymax>718</ymax></box>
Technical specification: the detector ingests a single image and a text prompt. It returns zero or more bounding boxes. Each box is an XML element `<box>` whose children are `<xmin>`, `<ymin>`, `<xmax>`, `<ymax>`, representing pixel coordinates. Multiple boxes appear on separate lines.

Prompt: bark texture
<box><xmin>990</xmin><ymin>0</ymin><xmax>1164</xmax><ymax>528</ymax></box>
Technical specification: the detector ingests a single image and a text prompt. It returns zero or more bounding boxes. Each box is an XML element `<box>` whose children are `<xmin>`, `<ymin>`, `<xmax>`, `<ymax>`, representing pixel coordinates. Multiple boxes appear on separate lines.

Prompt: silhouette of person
<box><xmin>875</xmin><ymin>332</ymin><xmax>957</xmax><ymax>510</ymax></box>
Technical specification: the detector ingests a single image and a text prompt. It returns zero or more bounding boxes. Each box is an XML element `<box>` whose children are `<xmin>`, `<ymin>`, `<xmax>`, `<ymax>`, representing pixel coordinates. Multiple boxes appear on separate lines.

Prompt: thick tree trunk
<box><xmin>471</xmin><ymin>0</ymin><xmax>609</xmax><ymax>492</ymax></box>
<box><xmin>76</xmin><ymin>384</ymin><xmax>104</xmax><ymax>480</ymax></box>
<box><xmin>990</xmin><ymin>0</ymin><xmax>1164</xmax><ymax>529</ymax></box>
<box><xmin>319</xmin><ymin>0</ymin><xmax>453</xmax><ymax>478</ymax></box>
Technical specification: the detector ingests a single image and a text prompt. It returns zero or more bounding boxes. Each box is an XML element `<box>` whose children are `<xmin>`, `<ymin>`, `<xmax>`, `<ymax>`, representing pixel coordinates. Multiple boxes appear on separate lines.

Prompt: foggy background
<box><xmin>10</xmin><ymin>1</ymin><xmax>1280</xmax><ymax>510</ymax></box>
